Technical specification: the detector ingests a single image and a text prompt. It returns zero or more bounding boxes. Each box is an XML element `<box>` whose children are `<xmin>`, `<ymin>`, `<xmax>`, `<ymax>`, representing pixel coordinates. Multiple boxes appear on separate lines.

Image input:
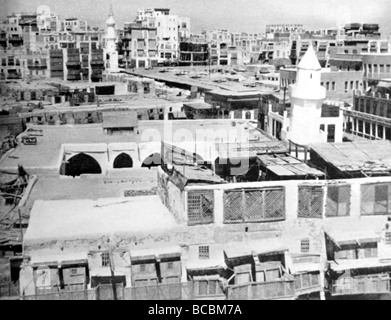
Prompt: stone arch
<box><xmin>141</xmin><ymin>153</ymin><xmax>162</xmax><ymax>169</ymax></box>
<box><xmin>65</xmin><ymin>153</ymin><xmax>102</xmax><ymax>177</ymax></box>
<box><xmin>113</xmin><ymin>153</ymin><xmax>133</xmax><ymax>169</ymax></box>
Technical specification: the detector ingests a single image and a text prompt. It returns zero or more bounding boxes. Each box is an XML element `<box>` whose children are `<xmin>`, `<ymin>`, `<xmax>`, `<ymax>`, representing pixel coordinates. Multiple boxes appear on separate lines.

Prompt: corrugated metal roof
<box><xmin>102</xmin><ymin>111</ymin><xmax>138</xmax><ymax>129</ymax></box>
<box><xmin>310</xmin><ymin>141</ymin><xmax>391</xmax><ymax>173</ymax></box>
<box><xmin>174</xmin><ymin>165</ymin><xmax>226</xmax><ymax>185</ymax></box>
<box><xmin>258</xmin><ymin>154</ymin><xmax>325</xmax><ymax>177</ymax></box>
<box><xmin>216</xmin><ymin>141</ymin><xmax>289</xmax><ymax>159</ymax></box>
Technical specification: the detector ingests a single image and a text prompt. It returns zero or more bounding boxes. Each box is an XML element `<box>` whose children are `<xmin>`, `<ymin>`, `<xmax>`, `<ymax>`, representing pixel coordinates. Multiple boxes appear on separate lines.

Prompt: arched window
<box><xmin>113</xmin><ymin>153</ymin><xmax>133</xmax><ymax>169</ymax></box>
<box><xmin>245</xmin><ymin>111</ymin><xmax>252</xmax><ymax>120</ymax></box>
<box><xmin>64</xmin><ymin>153</ymin><xmax>102</xmax><ymax>177</ymax></box>
<box><xmin>141</xmin><ymin>153</ymin><xmax>162</xmax><ymax>169</ymax></box>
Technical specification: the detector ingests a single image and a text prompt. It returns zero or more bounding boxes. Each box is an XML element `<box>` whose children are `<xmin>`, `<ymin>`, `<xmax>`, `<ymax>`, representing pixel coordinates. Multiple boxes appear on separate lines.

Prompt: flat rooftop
<box><xmin>127</xmin><ymin>67</ymin><xmax>275</xmax><ymax>94</ymax></box>
<box><xmin>18</xmin><ymin>98</ymin><xmax>181</xmax><ymax>116</ymax></box>
<box><xmin>24</xmin><ymin>170</ymin><xmax>158</xmax><ymax>215</ymax></box>
<box><xmin>24</xmin><ymin>196</ymin><xmax>180</xmax><ymax>246</ymax></box>
<box><xmin>0</xmin><ymin>120</ymin><xmax>263</xmax><ymax>174</ymax></box>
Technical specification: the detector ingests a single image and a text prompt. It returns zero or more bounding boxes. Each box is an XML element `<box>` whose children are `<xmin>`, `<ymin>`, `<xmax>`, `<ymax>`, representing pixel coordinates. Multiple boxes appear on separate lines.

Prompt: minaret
<box><xmin>105</xmin><ymin>4</ymin><xmax>119</xmax><ymax>72</ymax></box>
<box><xmin>288</xmin><ymin>45</ymin><xmax>326</xmax><ymax>146</ymax></box>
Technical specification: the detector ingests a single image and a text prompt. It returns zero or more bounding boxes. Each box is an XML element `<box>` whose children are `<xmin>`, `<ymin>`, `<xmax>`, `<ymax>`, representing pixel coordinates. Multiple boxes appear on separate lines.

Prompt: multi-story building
<box><xmin>136</xmin><ymin>8</ymin><xmax>186</xmax><ymax>63</ymax></box>
<box><xmin>0</xmin><ymin>48</ymin><xmax>50</xmax><ymax>81</ymax></box>
<box><xmin>36</xmin><ymin>5</ymin><xmax>60</xmax><ymax>32</ymax></box>
<box><xmin>61</xmin><ymin>18</ymin><xmax>88</xmax><ymax>32</ymax></box>
<box><xmin>345</xmin><ymin>81</ymin><xmax>391</xmax><ymax>140</ymax></box>
<box><xmin>178</xmin><ymin>17</ymin><xmax>191</xmax><ymax>40</ymax></box>
<box><xmin>0</xmin><ymin>12</ymin><xmax>38</xmax><ymax>48</ymax></box>
<box><xmin>122</xmin><ymin>23</ymin><xmax>158</xmax><ymax>68</ymax></box>
<box><xmin>253</xmin><ymin>39</ymin><xmax>291</xmax><ymax>64</ymax></box>
<box><xmin>204</xmin><ymin>30</ymin><xmax>231</xmax><ymax>65</ymax></box>
<box><xmin>231</xmin><ymin>32</ymin><xmax>262</xmax><ymax>52</ymax></box>
<box><xmin>178</xmin><ymin>41</ymin><xmax>209</xmax><ymax>67</ymax></box>
<box><xmin>289</xmin><ymin>33</ymin><xmax>337</xmax><ymax>67</ymax></box>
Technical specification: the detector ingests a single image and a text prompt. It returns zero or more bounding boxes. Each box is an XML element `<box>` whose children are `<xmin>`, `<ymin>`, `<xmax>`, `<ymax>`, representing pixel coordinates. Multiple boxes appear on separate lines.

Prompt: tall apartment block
<box><xmin>122</xmin><ymin>23</ymin><xmax>158</xmax><ymax>68</ymax></box>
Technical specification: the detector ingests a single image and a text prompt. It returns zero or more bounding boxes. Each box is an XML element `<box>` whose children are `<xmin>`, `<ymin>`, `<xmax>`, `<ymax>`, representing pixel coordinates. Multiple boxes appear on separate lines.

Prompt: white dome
<box><xmin>37</xmin><ymin>5</ymin><xmax>51</xmax><ymax>17</ymax></box>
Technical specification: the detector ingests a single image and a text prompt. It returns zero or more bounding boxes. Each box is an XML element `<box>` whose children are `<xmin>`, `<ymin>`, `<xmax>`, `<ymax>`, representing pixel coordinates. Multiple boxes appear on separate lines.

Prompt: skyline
<box><xmin>1</xmin><ymin>0</ymin><xmax>391</xmax><ymax>34</ymax></box>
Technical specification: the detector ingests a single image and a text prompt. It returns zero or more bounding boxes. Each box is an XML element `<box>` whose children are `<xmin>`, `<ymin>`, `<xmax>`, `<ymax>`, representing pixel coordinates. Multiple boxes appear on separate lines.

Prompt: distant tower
<box><xmin>288</xmin><ymin>45</ymin><xmax>326</xmax><ymax>146</ymax></box>
<box><xmin>105</xmin><ymin>4</ymin><xmax>119</xmax><ymax>72</ymax></box>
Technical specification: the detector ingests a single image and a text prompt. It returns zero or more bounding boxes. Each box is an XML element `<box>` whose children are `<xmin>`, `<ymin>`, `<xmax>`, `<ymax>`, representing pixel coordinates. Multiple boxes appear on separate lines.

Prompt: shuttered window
<box><xmin>224</xmin><ymin>187</ymin><xmax>285</xmax><ymax>223</ymax></box>
<box><xmin>187</xmin><ymin>190</ymin><xmax>214</xmax><ymax>226</ymax></box>
<box><xmin>326</xmin><ymin>185</ymin><xmax>351</xmax><ymax>217</ymax></box>
<box><xmin>298</xmin><ymin>186</ymin><xmax>324</xmax><ymax>218</ymax></box>
<box><xmin>361</xmin><ymin>183</ymin><xmax>391</xmax><ymax>215</ymax></box>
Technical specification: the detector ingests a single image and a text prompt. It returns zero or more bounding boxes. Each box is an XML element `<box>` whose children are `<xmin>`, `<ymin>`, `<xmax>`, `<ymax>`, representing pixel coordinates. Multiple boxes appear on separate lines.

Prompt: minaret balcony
<box><xmin>290</xmin><ymin>84</ymin><xmax>326</xmax><ymax>101</ymax></box>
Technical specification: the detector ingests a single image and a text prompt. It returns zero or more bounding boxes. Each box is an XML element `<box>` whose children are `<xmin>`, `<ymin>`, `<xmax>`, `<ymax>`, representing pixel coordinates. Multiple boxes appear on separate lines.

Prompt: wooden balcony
<box><xmin>123</xmin><ymin>282</ymin><xmax>194</xmax><ymax>300</ymax></box>
<box><xmin>226</xmin><ymin>280</ymin><xmax>295</xmax><ymax>300</ymax></box>
<box><xmin>66</xmin><ymin>61</ymin><xmax>81</xmax><ymax>69</ymax></box>
<box><xmin>331</xmin><ymin>275</ymin><xmax>391</xmax><ymax>296</ymax></box>
<box><xmin>294</xmin><ymin>272</ymin><xmax>321</xmax><ymax>296</ymax></box>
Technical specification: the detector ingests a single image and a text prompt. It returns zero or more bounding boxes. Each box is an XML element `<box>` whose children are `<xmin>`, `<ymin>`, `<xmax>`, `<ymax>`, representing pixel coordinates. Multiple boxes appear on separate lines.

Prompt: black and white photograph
<box><xmin>1</xmin><ymin>0</ymin><xmax>391</xmax><ymax>303</ymax></box>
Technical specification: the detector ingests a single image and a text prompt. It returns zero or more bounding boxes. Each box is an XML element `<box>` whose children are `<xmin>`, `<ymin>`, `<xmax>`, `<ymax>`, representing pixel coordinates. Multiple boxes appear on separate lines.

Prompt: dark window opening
<box><xmin>327</xmin><ymin>124</ymin><xmax>335</xmax><ymax>142</ymax></box>
<box><xmin>64</xmin><ymin>153</ymin><xmax>102</xmax><ymax>177</ymax></box>
<box><xmin>113</xmin><ymin>153</ymin><xmax>133</xmax><ymax>169</ymax></box>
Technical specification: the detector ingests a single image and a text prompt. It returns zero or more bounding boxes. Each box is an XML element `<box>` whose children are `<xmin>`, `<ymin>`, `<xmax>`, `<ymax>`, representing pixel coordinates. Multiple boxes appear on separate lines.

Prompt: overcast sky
<box><xmin>1</xmin><ymin>0</ymin><xmax>391</xmax><ymax>34</ymax></box>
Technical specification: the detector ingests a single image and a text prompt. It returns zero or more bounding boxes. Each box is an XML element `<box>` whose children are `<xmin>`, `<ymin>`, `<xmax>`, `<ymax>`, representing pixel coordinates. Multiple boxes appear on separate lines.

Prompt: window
<box><xmin>386</xmin><ymin>232</ymin><xmax>391</xmax><ymax>245</ymax></box>
<box><xmin>101</xmin><ymin>252</ymin><xmax>110</xmax><ymax>267</ymax></box>
<box><xmin>332</xmin><ymin>82</ymin><xmax>336</xmax><ymax>90</ymax></box>
<box><xmin>199</xmin><ymin>246</ymin><xmax>210</xmax><ymax>259</ymax></box>
<box><xmin>326</xmin><ymin>185</ymin><xmax>351</xmax><ymax>217</ymax></box>
<box><xmin>223</xmin><ymin>188</ymin><xmax>285</xmax><ymax>223</ymax></box>
<box><xmin>167</xmin><ymin>262</ymin><xmax>174</xmax><ymax>270</ymax></box>
<box><xmin>327</xmin><ymin>124</ymin><xmax>335</xmax><ymax>142</ymax></box>
<box><xmin>301</xmin><ymin>239</ymin><xmax>310</xmax><ymax>253</ymax></box>
<box><xmin>198</xmin><ymin>280</ymin><xmax>208</xmax><ymax>295</ymax></box>
<box><xmin>140</xmin><ymin>264</ymin><xmax>146</xmax><ymax>272</ymax></box>
<box><xmin>187</xmin><ymin>190</ymin><xmax>214</xmax><ymax>226</ymax></box>
<box><xmin>298</xmin><ymin>186</ymin><xmax>324</xmax><ymax>218</ymax></box>
<box><xmin>361</xmin><ymin>183</ymin><xmax>391</xmax><ymax>215</ymax></box>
